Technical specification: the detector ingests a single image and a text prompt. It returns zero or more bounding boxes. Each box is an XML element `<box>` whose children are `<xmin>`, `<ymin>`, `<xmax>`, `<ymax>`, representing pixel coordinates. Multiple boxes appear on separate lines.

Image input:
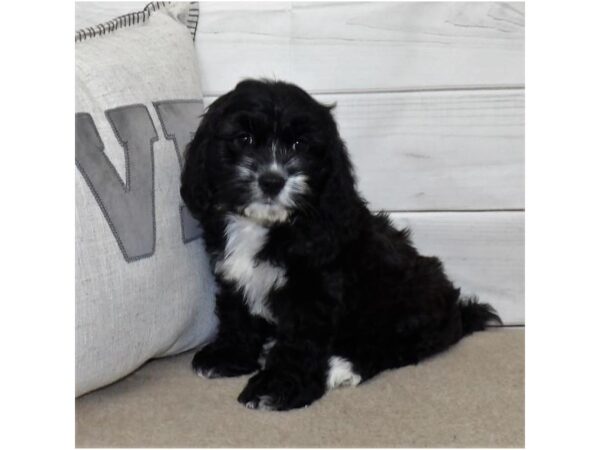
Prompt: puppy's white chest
<box><xmin>215</xmin><ymin>215</ymin><xmax>286</xmax><ymax>322</ymax></box>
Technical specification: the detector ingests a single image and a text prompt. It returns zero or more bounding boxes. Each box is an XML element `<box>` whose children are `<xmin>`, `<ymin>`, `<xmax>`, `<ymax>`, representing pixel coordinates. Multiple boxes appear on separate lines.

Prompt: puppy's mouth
<box><xmin>236</xmin><ymin>165</ymin><xmax>308</xmax><ymax>226</ymax></box>
<box><xmin>242</xmin><ymin>201</ymin><xmax>290</xmax><ymax>226</ymax></box>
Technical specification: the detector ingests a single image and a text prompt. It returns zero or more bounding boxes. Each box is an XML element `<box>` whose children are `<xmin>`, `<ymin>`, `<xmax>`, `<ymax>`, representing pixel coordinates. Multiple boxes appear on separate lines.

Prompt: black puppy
<box><xmin>181</xmin><ymin>79</ymin><xmax>501</xmax><ymax>411</ymax></box>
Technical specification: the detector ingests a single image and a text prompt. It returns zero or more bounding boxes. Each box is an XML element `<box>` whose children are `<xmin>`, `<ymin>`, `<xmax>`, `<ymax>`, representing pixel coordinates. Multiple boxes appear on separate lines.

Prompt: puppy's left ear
<box><xmin>288</xmin><ymin>129</ymin><xmax>365</xmax><ymax>265</ymax></box>
<box><xmin>319</xmin><ymin>133</ymin><xmax>366</xmax><ymax>243</ymax></box>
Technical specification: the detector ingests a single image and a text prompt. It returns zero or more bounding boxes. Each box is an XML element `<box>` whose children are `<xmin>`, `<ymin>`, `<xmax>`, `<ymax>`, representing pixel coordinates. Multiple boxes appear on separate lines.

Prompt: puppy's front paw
<box><xmin>192</xmin><ymin>344</ymin><xmax>259</xmax><ymax>379</ymax></box>
<box><xmin>237</xmin><ymin>369</ymin><xmax>323</xmax><ymax>411</ymax></box>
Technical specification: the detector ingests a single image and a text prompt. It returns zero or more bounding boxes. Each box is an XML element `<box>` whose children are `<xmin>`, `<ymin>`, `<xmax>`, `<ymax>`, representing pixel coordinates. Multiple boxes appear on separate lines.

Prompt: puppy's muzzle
<box><xmin>258</xmin><ymin>172</ymin><xmax>286</xmax><ymax>197</ymax></box>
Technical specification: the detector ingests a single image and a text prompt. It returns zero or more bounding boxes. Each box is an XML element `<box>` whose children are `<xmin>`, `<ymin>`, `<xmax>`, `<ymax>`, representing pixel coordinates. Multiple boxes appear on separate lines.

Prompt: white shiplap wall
<box><xmin>75</xmin><ymin>2</ymin><xmax>525</xmax><ymax>324</ymax></box>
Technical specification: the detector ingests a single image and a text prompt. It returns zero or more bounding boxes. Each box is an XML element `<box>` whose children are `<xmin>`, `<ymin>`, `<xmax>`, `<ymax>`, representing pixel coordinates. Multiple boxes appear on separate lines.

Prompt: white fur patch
<box><xmin>258</xmin><ymin>339</ymin><xmax>277</xmax><ymax>368</ymax></box>
<box><xmin>327</xmin><ymin>356</ymin><xmax>362</xmax><ymax>390</ymax></box>
<box><xmin>244</xmin><ymin>395</ymin><xmax>275</xmax><ymax>410</ymax></box>
<box><xmin>279</xmin><ymin>174</ymin><xmax>308</xmax><ymax>208</ymax></box>
<box><xmin>196</xmin><ymin>367</ymin><xmax>216</xmax><ymax>379</ymax></box>
<box><xmin>243</xmin><ymin>202</ymin><xmax>289</xmax><ymax>224</ymax></box>
<box><xmin>216</xmin><ymin>215</ymin><xmax>286</xmax><ymax>323</ymax></box>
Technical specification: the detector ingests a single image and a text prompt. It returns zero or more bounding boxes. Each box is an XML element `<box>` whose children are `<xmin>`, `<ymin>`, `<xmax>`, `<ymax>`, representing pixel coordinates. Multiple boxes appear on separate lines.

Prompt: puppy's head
<box><xmin>182</xmin><ymin>79</ymin><xmax>359</xmax><ymax>227</ymax></box>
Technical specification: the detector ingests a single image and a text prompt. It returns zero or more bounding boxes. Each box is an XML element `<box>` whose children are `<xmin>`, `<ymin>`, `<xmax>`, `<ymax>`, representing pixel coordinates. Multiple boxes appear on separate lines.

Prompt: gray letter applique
<box><xmin>76</xmin><ymin>106</ymin><xmax>158</xmax><ymax>262</ymax></box>
<box><xmin>154</xmin><ymin>100</ymin><xmax>204</xmax><ymax>243</ymax></box>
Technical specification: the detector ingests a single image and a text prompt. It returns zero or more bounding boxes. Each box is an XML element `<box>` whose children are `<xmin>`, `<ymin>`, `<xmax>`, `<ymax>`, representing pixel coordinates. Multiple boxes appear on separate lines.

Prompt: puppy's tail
<box><xmin>459</xmin><ymin>297</ymin><xmax>502</xmax><ymax>336</ymax></box>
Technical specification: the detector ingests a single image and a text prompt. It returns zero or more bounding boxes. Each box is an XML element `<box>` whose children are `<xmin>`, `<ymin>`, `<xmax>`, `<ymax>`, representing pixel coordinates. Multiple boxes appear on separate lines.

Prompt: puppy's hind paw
<box><xmin>195</xmin><ymin>366</ymin><xmax>219</xmax><ymax>379</ymax></box>
<box><xmin>243</xmin><ymin>395</ymin><xmax>275</xmax><ymax>411</ymax></box>
<box><xmin>192</xmin><ymin>347</ymin><xmax>259</xmax><ymax>379</ymax></box>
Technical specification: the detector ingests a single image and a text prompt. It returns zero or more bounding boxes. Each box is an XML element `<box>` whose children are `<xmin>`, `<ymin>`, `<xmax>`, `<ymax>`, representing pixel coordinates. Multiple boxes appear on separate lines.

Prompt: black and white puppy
<box><xmin>181</xmin><ymin>79</ymin><xmax>501</xmax><ymax>411</ymax></box>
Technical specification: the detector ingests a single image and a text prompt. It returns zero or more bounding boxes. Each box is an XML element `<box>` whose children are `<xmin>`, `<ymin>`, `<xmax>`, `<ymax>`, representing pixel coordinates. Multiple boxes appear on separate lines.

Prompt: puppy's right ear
<box><xmin>181</xmin><ymin>90</ymin><xmax>236</xmax><ymax>218</ymax></box>
<box><xmin>180</xmin><ymin>119</ymin><xmax>211</xmax><ymax>219</ymax></box>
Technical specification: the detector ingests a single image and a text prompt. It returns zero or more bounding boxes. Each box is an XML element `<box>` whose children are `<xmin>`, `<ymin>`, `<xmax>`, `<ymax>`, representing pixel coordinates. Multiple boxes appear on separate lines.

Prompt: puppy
<box><xmin>181</xmin><ymin>79</ymin><xmax>501</xmax><ymax>411</ymax></box>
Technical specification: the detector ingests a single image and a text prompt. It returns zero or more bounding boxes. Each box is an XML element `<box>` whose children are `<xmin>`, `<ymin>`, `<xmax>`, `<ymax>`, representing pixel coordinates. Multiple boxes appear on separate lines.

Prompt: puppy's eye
<box><xmin>292</xmin><ymin>138</ymin><xmax>308</xmax><ymax>152</ymax></box>
<box><xmin>233</xmin><ymin>133</ymin><xmax>255</xmax><ymax>147</ymax></box>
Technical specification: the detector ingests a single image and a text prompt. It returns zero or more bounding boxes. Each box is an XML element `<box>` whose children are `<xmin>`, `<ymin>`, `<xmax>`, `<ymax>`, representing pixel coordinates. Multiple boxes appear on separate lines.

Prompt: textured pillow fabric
<box><xmin>75</xmin><ymin>2</ymin><xmax>216</xmax><ymax>396</ymax></box>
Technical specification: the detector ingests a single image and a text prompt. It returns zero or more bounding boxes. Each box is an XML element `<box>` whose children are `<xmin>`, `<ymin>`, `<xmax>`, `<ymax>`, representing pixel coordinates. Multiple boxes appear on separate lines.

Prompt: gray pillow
<box><xmin>75</xmin><ymin>2</ymin><xmax>216</xmax><ymax>396</ymax></box>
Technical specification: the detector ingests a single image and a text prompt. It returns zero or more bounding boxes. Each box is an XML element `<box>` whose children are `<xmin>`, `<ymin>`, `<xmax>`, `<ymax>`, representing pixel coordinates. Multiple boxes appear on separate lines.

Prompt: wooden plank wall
<box><xmin>76</xmin><ymin>2</ymin><xmax>525</xmax><ymax>324</ymax></box>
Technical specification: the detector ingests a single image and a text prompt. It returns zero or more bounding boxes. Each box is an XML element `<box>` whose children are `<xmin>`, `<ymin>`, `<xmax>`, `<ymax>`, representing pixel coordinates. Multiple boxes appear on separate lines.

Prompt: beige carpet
<box><xmin>76</xmin><ymin>328</ymin><xmax>524</xmax><ymax>448</ymax></box>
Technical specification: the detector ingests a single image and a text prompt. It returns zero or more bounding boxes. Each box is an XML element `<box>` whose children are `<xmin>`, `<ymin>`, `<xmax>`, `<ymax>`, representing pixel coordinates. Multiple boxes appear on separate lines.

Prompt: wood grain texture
<box><xmin>195</xmin><ymin>1</ymin><xmax>524</xmax><ymax>95</ymax></box>
<box><xmin>75</xmin><ymin>2</ymin><xmax>525</xmax><ymax>94</ymax></box>
<box><xmin>329</xmin><ymin>88</ymin><xmax>524</xmax><ymax>211</ymax></box>
<box><xmin>390</xmin><ymin>211</ymin><xmax>524</xmax><ymax>325</ymax></box>
<box><xmin>206</xmin><ymin>88</ymin><xmax>524</xmax><ymax>211</ymax></box>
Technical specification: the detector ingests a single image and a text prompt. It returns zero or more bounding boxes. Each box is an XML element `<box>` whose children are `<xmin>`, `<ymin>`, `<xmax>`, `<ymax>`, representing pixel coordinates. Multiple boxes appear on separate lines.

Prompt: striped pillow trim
<box><xmin>75</xmin><ymin>2</ymin><xmax>199</xmax><ymax>43</ymax></box>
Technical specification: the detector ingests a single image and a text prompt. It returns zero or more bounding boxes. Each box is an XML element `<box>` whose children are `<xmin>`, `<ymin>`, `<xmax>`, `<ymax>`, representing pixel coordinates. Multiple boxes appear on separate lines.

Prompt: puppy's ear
<box><xmin>290</xmin><ymin>132</ymin><xmax>365</xmax><ymax>266</ymax></box>
<box><xmin>181</xmin><ymin>91</ymin><xmax>237</xmax><ymax>218</ymax></box>
<box><xmin>180</xmin><ymin>120</ymin><xmax>211</xmax><ymax>219</ymax></box>
<box><xmin>287</xmin><ymin>99</ymin><xmax>367</xmax><ymax>266</ymax></box>
<box><xmin>318</xmin><ymin>133</ymin><xmax>366</xmax><ymax>246</ymax></box>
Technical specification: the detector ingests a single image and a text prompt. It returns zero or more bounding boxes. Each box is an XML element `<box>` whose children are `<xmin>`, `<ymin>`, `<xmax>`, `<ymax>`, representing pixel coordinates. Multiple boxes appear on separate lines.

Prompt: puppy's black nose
<box><xmin>258</xmin><ymin>172</ymin><xmax>286</xmax><ymax>196</ymax></box>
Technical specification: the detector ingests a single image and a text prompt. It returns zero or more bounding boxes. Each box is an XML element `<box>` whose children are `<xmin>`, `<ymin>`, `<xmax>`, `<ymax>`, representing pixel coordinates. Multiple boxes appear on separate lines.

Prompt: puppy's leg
<box><xmin>331</xmin><ymin>310</ymin><xmax>467</xmax><ymax>383</ymax></box>
<box><xmin>237</xmin><ymin>339</ymin><xmax>329</xmax><ymax>411</ymax></box>
<box><xmin>193</xmin><ymin>287</ymin><xmax>273</xmax><ymax>378</ymax></box>
<box><xmin>237</xmin><ymin>272</ymin><xmax>345</xmax><ymax>410</ymax></box>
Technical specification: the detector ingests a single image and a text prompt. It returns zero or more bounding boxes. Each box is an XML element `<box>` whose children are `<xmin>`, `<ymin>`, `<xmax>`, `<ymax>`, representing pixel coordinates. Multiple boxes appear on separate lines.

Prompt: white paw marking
<box><xmin>327</xmin><ymin>356</ymin><xmax>362</xmax><ymax>390</ymax></box>
<box><xmin>196</xmin><ymin>367</ymin><xmax>215</xmax><ymax>379</ymax></box>
<box><xmin>245</xmin><ymin>395</ymin><xmax>275</xmax><ymax>411</ymax></box>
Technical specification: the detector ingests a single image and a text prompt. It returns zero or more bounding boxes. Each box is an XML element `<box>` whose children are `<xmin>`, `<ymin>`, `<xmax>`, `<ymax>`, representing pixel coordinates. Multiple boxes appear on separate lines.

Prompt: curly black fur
<box><xmin>181</xmin><ymin>79</ymin><xmax>502</xmax><ymax>411</ymax></box>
